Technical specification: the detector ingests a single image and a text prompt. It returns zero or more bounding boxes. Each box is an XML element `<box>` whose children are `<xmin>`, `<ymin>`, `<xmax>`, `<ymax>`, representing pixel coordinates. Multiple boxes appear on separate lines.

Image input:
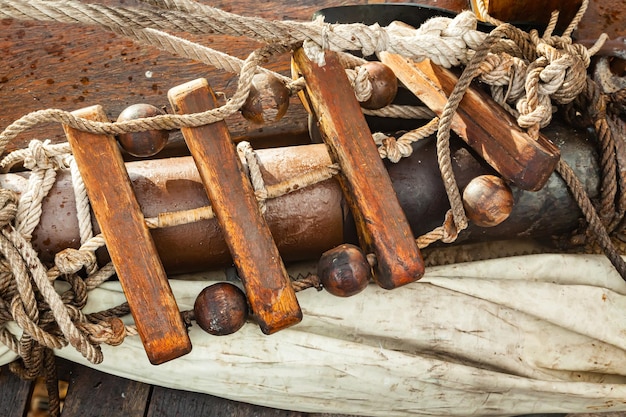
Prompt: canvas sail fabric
<box><xmin>2</xmin><ymin>253</ymin><xmax>626</xmax><ymax>416</ymax></box>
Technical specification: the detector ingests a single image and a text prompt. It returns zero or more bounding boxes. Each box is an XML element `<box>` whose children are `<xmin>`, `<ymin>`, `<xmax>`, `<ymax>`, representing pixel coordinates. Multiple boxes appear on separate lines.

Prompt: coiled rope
<box><xmin>0</xmin><ymin>1</ymin><xmax>623</xmax><ymax>415</ymax></box>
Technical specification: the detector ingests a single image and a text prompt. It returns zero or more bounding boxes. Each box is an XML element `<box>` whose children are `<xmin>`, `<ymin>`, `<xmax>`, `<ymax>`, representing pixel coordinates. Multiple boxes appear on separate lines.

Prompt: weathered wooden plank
<box><xmin>292</xmin><ymin>48</ymin><xmax>424</xmax><ymax>290</ymax></box>
<box><xmin>60</xmin><ymin>365</ymin><xmax>150</xmax><ymax>417</ymax></box>
<box><xmin>168</xmin><ymin>78</ymin><xmax>301</xmax><ymax>334</ymax></box>
<box><xmin>62</xmin><ymin>105</ymin><xmax>191</xmax><ymax>364</ymax></box>
<box><xmin>380</xmin><ymin>52</ymin><xmax>560</xmax><ymax>191</ymax></box>
<box><xmin>146</xmin><ymin>386</ymin><xmax>304</xmax><ymax>417</ymax></box>
<box><xmin>0</xmin><ymin>365</ymin><xmax>33</xmax><ymax>417</ymax></box>
<box><xmin>0</xmin><ymin>0</ymin><xmax>479</xmax><ymax>158</ymax></box>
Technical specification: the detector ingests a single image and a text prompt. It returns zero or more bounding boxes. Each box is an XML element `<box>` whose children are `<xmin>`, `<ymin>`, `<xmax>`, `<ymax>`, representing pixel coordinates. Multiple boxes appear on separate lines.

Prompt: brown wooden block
<box><xmin>62</xmin><ymin>105</ymin><xmax>191</xmax><ymax>365</ymax></box>
<box><xmin>292</xmin><ymin>48</ymin><xmax>424</xmax><ymax>289</ymax></box>
<box><xmin>168</xmin><ymin>79</ymin><xmax>301</xmax><ymax>334</ymax></box>
<box><xmin>379</xmin><ymin>52</ymin><xmax>560</xmax><ymax>191</ymax></box>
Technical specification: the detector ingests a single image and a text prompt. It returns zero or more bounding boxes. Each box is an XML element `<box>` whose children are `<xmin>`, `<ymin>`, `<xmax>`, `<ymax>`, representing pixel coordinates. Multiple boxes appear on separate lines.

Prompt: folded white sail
<box><xmin>2</xmin><ymin>253</ymin><xmax>626</xmax><ymax>416</ymax></box>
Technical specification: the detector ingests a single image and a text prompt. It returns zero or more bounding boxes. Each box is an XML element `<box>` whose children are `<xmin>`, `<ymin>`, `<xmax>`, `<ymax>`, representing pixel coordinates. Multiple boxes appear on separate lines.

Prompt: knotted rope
<box><xmin>0</xmin><ymin>1</ymin><xmax>623</xmax><ymax>415</ymax></box>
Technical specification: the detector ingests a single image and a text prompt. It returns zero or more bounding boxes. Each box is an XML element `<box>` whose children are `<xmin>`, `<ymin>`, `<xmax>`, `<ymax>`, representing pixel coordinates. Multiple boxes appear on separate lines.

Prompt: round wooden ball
<box><xmin>360</xmin><ymin>62</ymin><xmax>398</xmax><ymax>110</ymax></box>
<box><xmin>241</xmin><ymin>73</ymin><xmax>290</xmax><ymax>125</ymax></box>
<box><xmin>116</xmin><ymin>103</ymin><xmax>169</xmax><ymax>157</ymax></box>
<box><xmin>462</xmin><ymin>175</ymin><xmax>514</xmax><ymax>227</ymax></box>
<box><xmin>194</xmin><ymin>282</ymin><xmax>248</xmax><ymax>336</ymax></box>
<box><xmin>317</xmin><ymin>244</ymin><xmax>372</xmax><ymax>297</ymax></box>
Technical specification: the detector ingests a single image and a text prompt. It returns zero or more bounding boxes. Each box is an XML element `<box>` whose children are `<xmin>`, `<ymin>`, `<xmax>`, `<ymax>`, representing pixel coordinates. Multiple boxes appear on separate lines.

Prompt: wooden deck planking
<box><xmin>60</xmin><ymin>363</ymin><xmax>150</xmax><ymax>417</ymax></box>
<box><xmin>146</xmin><ymin>386</ymin><xmax>304</xmax><ymax>417</ymax></box>
<box><xmin>0</xmin><ymin>365</ymin><xmax>33</xmax><ymax>417</ymax></box>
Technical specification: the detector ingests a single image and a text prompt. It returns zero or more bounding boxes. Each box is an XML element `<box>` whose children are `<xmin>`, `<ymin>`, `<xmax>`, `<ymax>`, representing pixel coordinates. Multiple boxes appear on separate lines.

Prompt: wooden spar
<box><xmin>62</xmin><ymin>105</ymin><xmax>191</xmax><ymax>365</ymax></box>
<box><xmin>380</xmin><ymin>53</ymin><xmax>560</xmax><ymax>191</ymax></box>
<box><xmin>168</xmin><ymin>79</ymin><xmax>302</xmax><ymax>334</ymax></box>
<box><xmin>0</xmin><ymin>122</ymin><xmax>598</xmax><ymax>275</ymax></box>
<box><xmin>292</xmin><ymin>48</ymin><xmax>424</xmax><ymax>290</ymax></box>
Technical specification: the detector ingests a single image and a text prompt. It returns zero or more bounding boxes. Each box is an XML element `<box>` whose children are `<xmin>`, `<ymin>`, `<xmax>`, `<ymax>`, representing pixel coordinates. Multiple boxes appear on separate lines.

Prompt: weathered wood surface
<box><xmin>60</xmin><ymin>362</ymin><xmax>151</xmax><ymax>417</ymax></box>
<box><xmin>0</xmin><ymin>0</ymin><xmax>620</xmax><ymax>157</ymax></box>
<box><xmin>379</xmin><ymin>53</ymin><xmax>560</xmax><ymax>191</ymax></box>
<box><xmin>292</xmin><ymin>48</ymin><xmax>424</xmax><ymax>289</ymax></box>
<box><xmin>0</xmin><ymin>365</ymin><xmax>33</xmax><ymax>417</ymax></box>
<box><xmin>3</xmin><ymin>359</ymin><xmax>358</xmax><ymax>417</ymax></box>
<box><xmin>168</xmin><ymin>78</ymin><xmax>301</xmax><ymax>334</ymax></box>
<box><xmin>62</xmin><ymin>105</ymin><xmax>191</xmax><ymax>364</ymax></box>
<box><xmin>146</xmin><ymin>386</ymin><xmax>304</xmax><ymax>417</ymax></box>
<box><xmin>0</xmin><ymin>0</ymin><xmax>483</xmax><ymax>158</ymax></box>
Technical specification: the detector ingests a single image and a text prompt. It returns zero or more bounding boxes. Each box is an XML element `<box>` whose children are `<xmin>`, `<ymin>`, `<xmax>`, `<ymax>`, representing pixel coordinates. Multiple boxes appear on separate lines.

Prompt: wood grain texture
<box><xmin>168</xmin><ymin>79</ymin><xmax>301</xmax><ymax>334</ymax></box>
<box><xmin>0</xmin><ymin>0</ymin><xmax>613</xmax><ymax>158</ymax></box>
<box><xmin>62</xmin><ymin>105</ymin><xmax>191</xmax><ymax>364</ymax></box>
<box><xmin>380</xmin><ymin>53</ymin><xmax>560</xmax><ymax>191</ymax></box>
<box><xmin>60</xmin><ymin>363</ymin><xmax>150</xmax><ymax>417</ymax></box>
<box><xmin>292</xmin><ymin>48</ymin><xmax>424</xmax><ymax>289</ymax></box>
<box><xmin>0</xmin><ymin>366</ymin><xmax>33</xmax><ymax>417</ymax></box>
<box><xmin>0</xmin><ymin>0</ymin><xmax>469</xmax><ymax>158</ymax></box>
<box><xmin>146</xmin><ymin>386</ymin><xmax>304</xmax><ymax>417</ymax></box>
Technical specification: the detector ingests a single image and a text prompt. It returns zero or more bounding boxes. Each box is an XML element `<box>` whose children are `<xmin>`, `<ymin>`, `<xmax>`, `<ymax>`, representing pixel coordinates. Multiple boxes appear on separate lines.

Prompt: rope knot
<box><xmin>79</xmin><ymin>317</ymin><xmax>127</xmax><ymax>347</ymax></box>
<box><xmin>373</xmin><ymin>132</ymin><xmax>402</xmax><ymax>162</ymax></box>
<box><xmin>347</xmin><ymin>66</ymin><xmax>373</xmax><ymax>103</ymax></box>
<box><xmin>96</xmin><ymin>317</ymin><xmax>127</xmax><ymax>346</ymax></box>
<box><xmin>55</xmin><ymin>248</ymin><xmax>97</xmax><ymax>275</ymax></box>
<box><xmin>535</xmin><ymin>42</ymin><xmax>587</xmax><ymax>105</ymax></box>
<box><xmin>23</xmin><ymin>140</ymin><xmax>67</xmax><ymax>171</ymax></box>
<box><xmin>371</xmin><ymin>23</ymin><xmax>390</xmax><ymax>56</ymax></box>
<box><xmin>0</xmin><ymin>189</ymin><xmax>18</xmax><ymax>227</ymax></box>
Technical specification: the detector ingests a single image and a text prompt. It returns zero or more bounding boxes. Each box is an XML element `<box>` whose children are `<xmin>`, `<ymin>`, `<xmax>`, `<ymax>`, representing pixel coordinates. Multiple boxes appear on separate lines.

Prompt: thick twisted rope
<box><xmin>557</xmin><ymin>160</ymin><xmax>626</xmax><ymax>278</ymax></box>
<box><xmin>0</xmin><ymin>43</ymin><xmax>289</xmax><ymax>154</ymax></box>
<box><xmin>435</xmin><ymin>23</ymin><xmax>525</xmax><ymax>232</ymax></box>
<box><xmin>0</xmin><ymin>0</ymin><xmax>487</xmax><ymax>66</ymax></box>
<box><xmin>0</xmin><ymin>0</ymin><xmax>624</xmax><ymax>398</ymax></box>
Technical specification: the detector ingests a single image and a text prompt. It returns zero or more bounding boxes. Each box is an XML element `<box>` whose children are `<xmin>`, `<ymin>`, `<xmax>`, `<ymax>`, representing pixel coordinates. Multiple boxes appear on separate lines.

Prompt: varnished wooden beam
<box><xmin>292</xmin><ymin>48</ymin><xmax>424</xmax><ymax>289</ymax></box>
<box><xmin>168</xmin><ymin>78</ymin><xmax>302</xmax><ymax>334</ymax></box>
<box><xmin>62</xmin><ymin>105</ymin><xmax>191</xmax><ymax>365</ymax></box>
<box><xmin>380</xmin><ymin>53</ymin><xmax>560</xmax><ymax>191</ymax></box>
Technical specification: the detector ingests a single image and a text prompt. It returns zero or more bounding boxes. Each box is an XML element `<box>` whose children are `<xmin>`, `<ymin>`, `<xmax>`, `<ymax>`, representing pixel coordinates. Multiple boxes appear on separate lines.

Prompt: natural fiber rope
<box><xmin>434</xmin><ymin>24</ymin><xmax>523</xmax><ymax>232</ymax></box>
<box><xmin>556</xmin><ymin>159</ymin><xmax>626</xmax><ymax>277</ymax></box>
<box><xmin>0</xmin><ymin>0</ymin><xmax>623</xmax><ymax>401</ymax></box>
<box><xmin>68</xmin><ymin>156</ymin><xmax>95</xmax><ymax>249</ymax></box>
<box><xmin>238</xmin><ymin>142</ymin><xmax>269</xmax><ymax>214</ymax></box>
<box><xmin>144</xmin><ymin>162</ymin><xmax>341</xmax><ymax>229</ymax></box>
<box><xmin>0</xmin><ymin>43</ymin><xmax>288</xmax><ymax>153</ymax></box>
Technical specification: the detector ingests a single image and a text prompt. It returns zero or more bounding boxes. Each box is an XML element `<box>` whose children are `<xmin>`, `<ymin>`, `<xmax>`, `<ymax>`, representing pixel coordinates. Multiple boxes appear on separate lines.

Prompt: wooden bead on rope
<box><xmin>360</xmin><ymin>62</ymin><xmax>398</xmax><ymax>110</ymax></box>
<box><xmin>241</xmin><ymin>73</ymin><xmax>290</xmax><ymax>124</ymax></box>
<box><xmin>462</xmin><ymin>175</ymin><xmax>514</xmax><ymax>227</ymax></box>
<box><xmin>318</xmin><ymin>244</ymin><xmax>372</xmax><ymax>297</ymax></box>
<box><xmin>116</xmin><ymin>103</ymin><xmax>169</xmax><ymax>157</ymax></box>
<box><xmin>194</xmin><ymin>282</ymin><xmax>248</xmax><ymax>336</ymax></box>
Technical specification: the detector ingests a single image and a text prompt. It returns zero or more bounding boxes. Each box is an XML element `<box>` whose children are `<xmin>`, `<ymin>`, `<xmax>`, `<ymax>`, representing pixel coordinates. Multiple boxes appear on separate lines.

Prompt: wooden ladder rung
<box><xmin>62</xmin><ymin>105</ymin><xmax>191</xmax><ymax>365</ymax></box>
<box><xmin>168</xmin><ymin>79</ymin><xmax>302</xmax><ymax>335</ymax></box>
<box><xmin>292</xmin><ymin>48</ymin><xmax>425</xmax><ymax>290</ymax></box>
